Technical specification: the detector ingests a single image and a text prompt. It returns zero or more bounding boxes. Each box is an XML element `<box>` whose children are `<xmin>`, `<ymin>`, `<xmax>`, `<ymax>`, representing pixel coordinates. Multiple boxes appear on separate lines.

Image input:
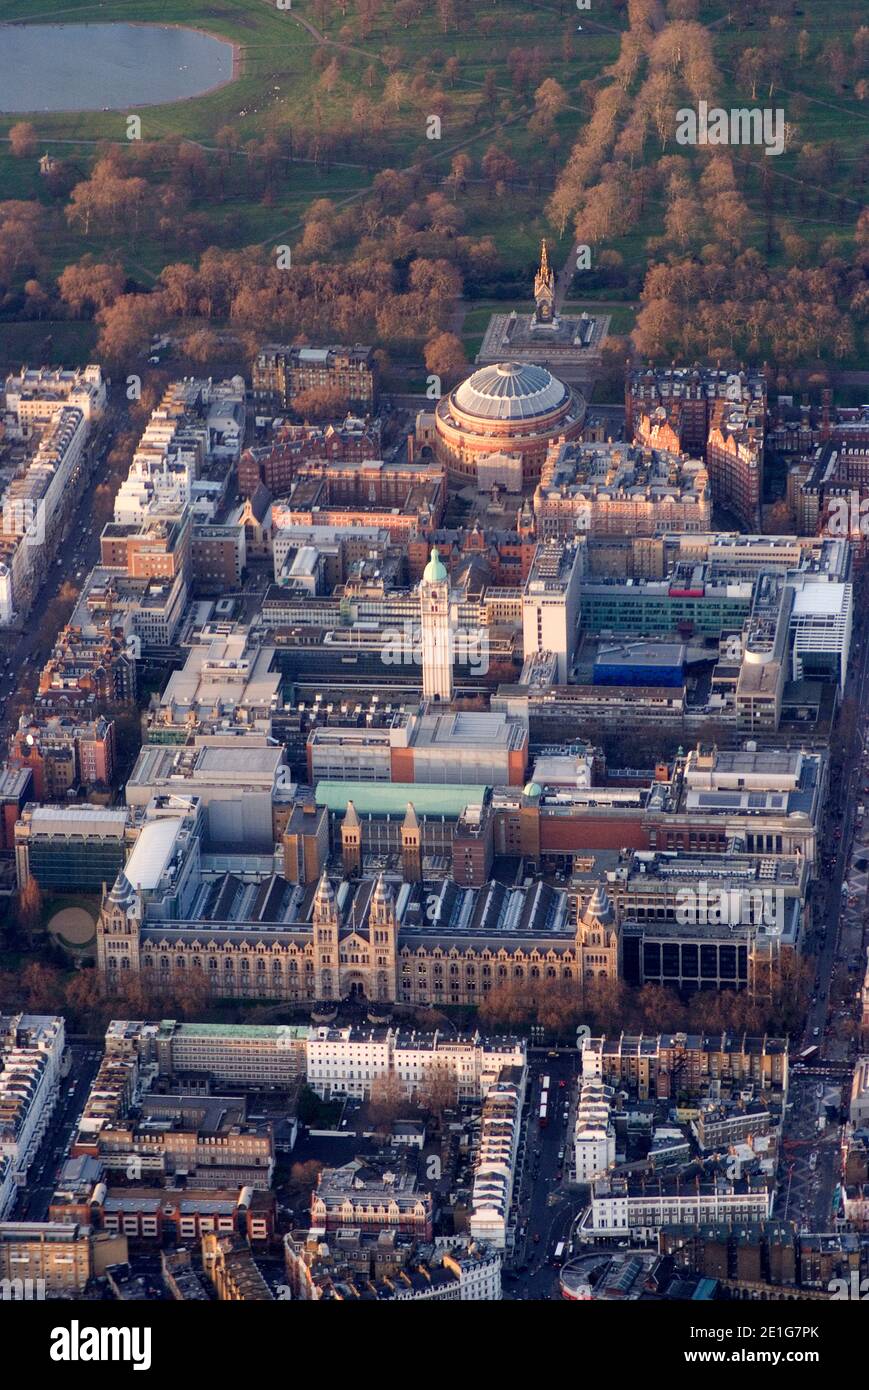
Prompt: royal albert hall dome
<box><xmin>453</xmin><ymin>361</ymin><xmax>569</xmax><ymax>421</ymax></box>
<box><xmin>435</xmin><ymin>360</ymin><xmax>584</xmax><ymax>489</ymax></box>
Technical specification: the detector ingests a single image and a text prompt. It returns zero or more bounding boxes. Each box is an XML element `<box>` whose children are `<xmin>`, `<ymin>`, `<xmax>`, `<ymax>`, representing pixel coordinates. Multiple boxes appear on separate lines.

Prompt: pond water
<box><xmin>0</xmin><ymin>22</ymin><xmax>236</xmax><ymax>113</ymax></box>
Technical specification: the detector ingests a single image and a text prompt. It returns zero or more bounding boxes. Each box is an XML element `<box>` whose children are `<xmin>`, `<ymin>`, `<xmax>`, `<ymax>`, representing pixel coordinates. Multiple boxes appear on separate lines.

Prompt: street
<box><xmin>774</xmin><ymin>574</ymin><xmax>869</xmax><ymax>1230</ymax></box>
<box><xmin>0</xmin><ymin>404</ymin><xmax>118</xmax><ymax>747</ymax></box>
<box><xmin>12</xmin><ymin>1042</ymin><xmax>103</xmax><ymax>1222</ymax></box>
<box><xmin>503</xmin><ymin>1050</ymin><xmax>583</xmax><ymax>1300</ymax></box>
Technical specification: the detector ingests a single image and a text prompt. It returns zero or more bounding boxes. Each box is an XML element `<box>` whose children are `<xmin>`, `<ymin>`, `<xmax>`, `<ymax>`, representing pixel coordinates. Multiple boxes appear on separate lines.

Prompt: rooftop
<box><xmin>453</xmin><ymin>362</ymin><xmax>568</xmax><ymax>421</ymax></box>
<box><xmin>21</xmin><ymin>805</ymin><xmax>128</xmax><ymax>836</ymax></box>
<box><xmin>315</xmin><ymin>781</ymin><xmax>488</xmax><ymax>818</ymax></box>
<box><xmin>123</xmin><ymin>817</ymin><xmax>185</xmax><ymax>893</ymax></box>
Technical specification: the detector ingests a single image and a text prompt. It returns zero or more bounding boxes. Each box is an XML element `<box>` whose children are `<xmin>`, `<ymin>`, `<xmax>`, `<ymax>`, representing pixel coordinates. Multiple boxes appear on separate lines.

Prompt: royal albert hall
<box><xmin>434</xmin><ymin>360</ymin><xmax>585</xmax><ymax>489</ymax></box>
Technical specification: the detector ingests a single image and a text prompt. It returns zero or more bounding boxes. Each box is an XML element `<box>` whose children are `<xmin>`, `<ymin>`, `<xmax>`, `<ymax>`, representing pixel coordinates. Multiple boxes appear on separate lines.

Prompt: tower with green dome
<box><xmin>423</xmin><ymin>546</ymin><xmax>448</xmax><ymax>584</ymax></box>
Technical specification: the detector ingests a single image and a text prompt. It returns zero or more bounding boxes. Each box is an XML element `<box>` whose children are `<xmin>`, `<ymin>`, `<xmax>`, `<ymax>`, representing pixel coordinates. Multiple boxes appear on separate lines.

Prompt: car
<box><xmin>813</xmin><ymin>1027</ymin><xmax>820</xmax><ymax>1038</ymax></box>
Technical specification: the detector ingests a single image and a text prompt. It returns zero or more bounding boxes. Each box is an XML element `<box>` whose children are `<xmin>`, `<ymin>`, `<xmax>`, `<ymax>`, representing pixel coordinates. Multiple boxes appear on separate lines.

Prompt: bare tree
<box><xmin>419</xmin><ymin>1064</ymin><xmax>457</xmax><ymax>1122</ymax></box>
<box><xmin>17</xmin><ymin>876</ymin><xmax>43</xmax><ymax>948</ymax></box>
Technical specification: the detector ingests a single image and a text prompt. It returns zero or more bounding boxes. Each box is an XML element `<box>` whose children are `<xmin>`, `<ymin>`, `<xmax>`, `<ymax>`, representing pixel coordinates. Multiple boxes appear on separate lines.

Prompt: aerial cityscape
<box><xmin>0</xmin><ymin>0</ymin><xmax>866</xmax><ymax>1359</ymax></box>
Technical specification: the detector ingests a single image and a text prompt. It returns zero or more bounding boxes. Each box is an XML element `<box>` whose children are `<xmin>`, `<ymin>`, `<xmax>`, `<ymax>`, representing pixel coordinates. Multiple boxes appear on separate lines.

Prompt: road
<box><xmin>502</xmin><ymin>1050</ymin><xmax>583</xmax><ymax>1301</ymax></box>
<box><xmin>12</xmin><ymin>1042</ymin><xmax>103</xmax><ymax>1222</ymax></box>
<box><xmin>773</xmin><ymin>572</ymin><xmax>869</xmax><ymax>1229</ymax></box>
<box><xmin>0</xmin><ymin>405</ymin><xmax>118</xmax><ymax>746</ymax></box>
<box><xmin>803</xmin><ymin>617</ymin><xmax>869</xmax><ymax>1043</ymax></box>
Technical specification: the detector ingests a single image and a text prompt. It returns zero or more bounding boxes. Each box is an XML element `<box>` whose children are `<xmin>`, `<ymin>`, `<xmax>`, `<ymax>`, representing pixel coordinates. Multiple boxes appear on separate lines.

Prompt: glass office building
<box><xmin>15</xmin><ymin>805</ymin><xmax>128</xmax><ymax>892</ymax></box>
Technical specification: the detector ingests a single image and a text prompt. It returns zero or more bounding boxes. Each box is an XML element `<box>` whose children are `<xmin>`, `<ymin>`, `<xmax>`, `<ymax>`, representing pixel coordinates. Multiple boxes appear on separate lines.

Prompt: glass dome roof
<box><xmin>452</xmin><ymin>361</ymin><xmax>568</xmax><ymax>421</ymax></box>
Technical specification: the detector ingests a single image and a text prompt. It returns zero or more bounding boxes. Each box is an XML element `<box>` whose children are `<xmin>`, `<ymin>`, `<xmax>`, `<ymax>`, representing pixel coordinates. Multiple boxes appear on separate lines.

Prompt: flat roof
<box><xmin>791</xmin><ymin>583</ymin><xmax>848</xmax><ymax>616</ymax></box>
<box><xmin>129</xmin><ymin>744</ymin><xmax>283</xmax><ymax>786</ymax></box>
<box><xmin>411</xmin><ymin>710</ymin><xmax>524</xmax><ymax>751</ymax></box>
<box><xmin>162</xmin><ymin>1020</ymin><xmax>308</xmax><ymax>1041</ymax></box>
<box><xmin>314</xmin><ymin>781</ymin><xmax>488</xmax><ymax>818</ymax></box>
<box><xmin>595</xmin><ymin>642</ymin><xmax>686</xmax><ymax>666</ymax></box>
<box><xmin>196</xmin><ymin>746</ymin><xmax>283</xmax><ymax>776</ymax></box>
<box><xmin>26</xmin><ymin>805</ymin><xmax>127</xmax><ymax>835</ymax></box>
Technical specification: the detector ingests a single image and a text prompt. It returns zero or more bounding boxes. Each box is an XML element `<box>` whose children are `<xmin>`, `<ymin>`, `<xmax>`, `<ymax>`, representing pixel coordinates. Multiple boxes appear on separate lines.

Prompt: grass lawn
<box><xmin>42</xmin><ymin>892</ymin><xmax>100</xmax><ymax>930</ymax></box>
<box><xmin>0</xmin><ymin>321</ymin><xmax>98</xmax><ymax>371</ymax></box>
<box><xmin>0</xmin><ymin>0</ymin><xmax>617</xmax><ymax>143</ymax></box>
<box><xmin>587</xmin><ymin>303</ymin><xmax>634</xmax><ymax>334</ymax></box>
<box><xmin>460</xmin><ymin>302</ymin><xmax>526</xmax><ymax>357</ymax></box>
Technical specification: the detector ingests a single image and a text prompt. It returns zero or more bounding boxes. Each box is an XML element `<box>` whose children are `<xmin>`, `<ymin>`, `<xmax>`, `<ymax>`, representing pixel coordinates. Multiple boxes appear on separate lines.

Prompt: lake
<box><xmin>0</xmin><ymin>22</ymin><xmax>236</xmax><ymax>114</ymax></box>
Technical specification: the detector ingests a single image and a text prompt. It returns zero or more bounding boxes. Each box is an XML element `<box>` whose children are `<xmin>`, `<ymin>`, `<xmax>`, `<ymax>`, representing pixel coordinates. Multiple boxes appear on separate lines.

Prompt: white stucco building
<box><xmin>469</xmin><ymin>1072</ymin><xmax>526</xmax><ymax>1251</ymax></box>
<box><xmin>305</xmin><ymin>1026</ymin><xmax>525</xmax><ymax>1103</ymax></box>
<box><xmin>573</xmin><ymin>1079</ymin><xmax>616</xmax><ymax>1183</ymax></box>
<box><xmin>581</xmin><ymin>1176</ymin><xmax>772</xmax><ymax>1244</ymax></box>
<box><xmin>0</xmin><ymin>1014</ymin><xmax>65</xmax><ymax>1219</ymax></box>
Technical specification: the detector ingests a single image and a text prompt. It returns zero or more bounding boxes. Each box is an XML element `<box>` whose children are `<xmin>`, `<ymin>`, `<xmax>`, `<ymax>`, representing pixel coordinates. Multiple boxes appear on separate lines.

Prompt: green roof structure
<box><xmin>422</xmin><ymin>545</ymin><xmax>448</xmax><ymax>583</ymax></box>
<box><xmin>314</xmin><ymin>781</ymin><xmax>488</xmax><ymax>818</ymax></box>
<box><xmin>158</xmin><ymin>1020</ymin><xmax>309</xmax><ymax>1040</ymax></box>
